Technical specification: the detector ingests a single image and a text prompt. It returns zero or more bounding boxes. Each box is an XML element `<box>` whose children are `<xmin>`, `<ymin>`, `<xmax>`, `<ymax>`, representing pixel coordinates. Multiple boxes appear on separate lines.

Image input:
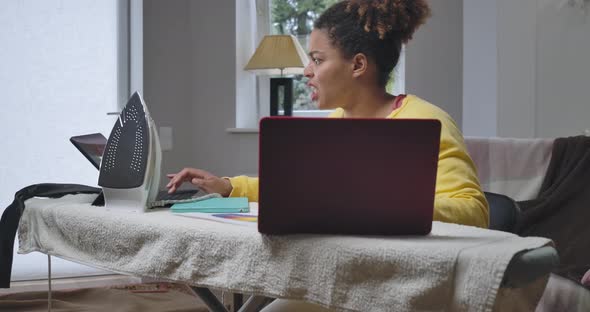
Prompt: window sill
<box><xmin>226</xmin><ymin>127</ymin><xmax>259</xmax><ymax>134</ymax></box>
<box><xmin>228</xmin><ymin>110</ymin><xmax>333</xmax><ymax>134</ymax></box>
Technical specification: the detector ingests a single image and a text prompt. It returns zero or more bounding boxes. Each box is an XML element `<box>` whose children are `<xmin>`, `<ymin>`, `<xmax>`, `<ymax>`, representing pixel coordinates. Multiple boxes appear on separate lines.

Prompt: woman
<box><xmin>167</xmin><ymin>0</ymin><xmax>489</xmax><ymax>229</ymax></box>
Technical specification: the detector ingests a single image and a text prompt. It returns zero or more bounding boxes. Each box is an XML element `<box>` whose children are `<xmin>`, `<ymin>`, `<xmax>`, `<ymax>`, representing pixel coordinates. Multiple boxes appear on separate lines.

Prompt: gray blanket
<box><xmin>18</xmin><ymin>194</ymin><xmax>551</xmax><ymax>312</ymax></box>
<box><xmin>517</xmin><ymin>136</ymin><xmax>590</xmax><ymax>285</ymax></box>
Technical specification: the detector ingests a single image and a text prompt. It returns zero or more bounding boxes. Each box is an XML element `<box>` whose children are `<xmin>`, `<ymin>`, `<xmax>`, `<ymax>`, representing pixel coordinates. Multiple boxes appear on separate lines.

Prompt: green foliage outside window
<box><xmin>270</xmin><ymin>0</ymin><xmax>339</xmax><ymax>110</ymax></box>
<box><xmin>271</xmin><ymin>0</ymin><xmax>397</xmax><ymax>110</ymax></box>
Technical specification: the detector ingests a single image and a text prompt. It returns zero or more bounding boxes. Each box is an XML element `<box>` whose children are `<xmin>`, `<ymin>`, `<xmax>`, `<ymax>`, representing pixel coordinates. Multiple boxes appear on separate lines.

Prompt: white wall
<box><xmin>406</xmin><ymin>0</ymin><xmax>463</xmax><ymax>126</ymax></box>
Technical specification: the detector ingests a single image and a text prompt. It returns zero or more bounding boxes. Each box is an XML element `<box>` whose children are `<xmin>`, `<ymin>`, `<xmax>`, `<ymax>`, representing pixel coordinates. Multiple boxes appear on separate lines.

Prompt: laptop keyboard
<box><xmin>156</xmin><ymin>189</ymin><xmax>199</xmax><ymax>201</ymax></box>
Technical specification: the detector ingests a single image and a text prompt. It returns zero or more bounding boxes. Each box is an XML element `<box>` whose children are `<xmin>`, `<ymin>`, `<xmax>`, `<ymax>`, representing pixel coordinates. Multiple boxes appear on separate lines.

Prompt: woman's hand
<box><xmin>166</xmin><ymin>168</ymin><xmax>233</xmax><ymax>197</ymax></box>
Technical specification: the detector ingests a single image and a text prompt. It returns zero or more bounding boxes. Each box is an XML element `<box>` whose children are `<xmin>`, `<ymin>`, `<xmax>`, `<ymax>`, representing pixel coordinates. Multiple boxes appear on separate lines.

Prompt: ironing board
<box><xmin>16</xmin><ymin>194</ymin><xmax>558</xmax><ymax>312</ymax></box>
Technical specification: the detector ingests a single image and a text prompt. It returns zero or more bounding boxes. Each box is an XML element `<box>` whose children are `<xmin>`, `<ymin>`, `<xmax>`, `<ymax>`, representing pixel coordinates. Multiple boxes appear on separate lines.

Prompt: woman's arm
<box><xmin>228</xmin><ymin>176</ymin><xmax>260</xmax><ymax>202</ymax></box>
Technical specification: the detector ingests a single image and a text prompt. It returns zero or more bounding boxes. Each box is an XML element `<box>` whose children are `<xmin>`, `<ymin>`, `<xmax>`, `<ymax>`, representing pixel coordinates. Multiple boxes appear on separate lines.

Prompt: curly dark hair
<box><xmin>314</xmin><ymin>0</ymin><xmax>431</xmax><ymax>87</ymax></box>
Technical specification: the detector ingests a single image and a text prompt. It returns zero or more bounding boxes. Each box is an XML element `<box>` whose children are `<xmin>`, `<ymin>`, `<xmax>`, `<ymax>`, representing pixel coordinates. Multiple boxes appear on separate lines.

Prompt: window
<box><xmin>0</xmin><ymin>0</ymin><xmax>140</xmax><ymax>281</ymax></box>
<box><xmin>234</xmin><ymin>0</ymin><xmax>405</xmax><ymax>130</ymax></box>
<box><xmin>270</xmin><ymin>0</ymin><xmax>339</xmax><ymax>115</ymax></box>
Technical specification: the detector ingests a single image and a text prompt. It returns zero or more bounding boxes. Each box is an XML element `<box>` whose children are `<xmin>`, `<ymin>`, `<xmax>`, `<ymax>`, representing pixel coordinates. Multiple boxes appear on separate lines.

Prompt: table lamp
<box><xmin>244</xmin><ymin>35</ymin><xmax>309</xmax><ymax>116</ymax></box>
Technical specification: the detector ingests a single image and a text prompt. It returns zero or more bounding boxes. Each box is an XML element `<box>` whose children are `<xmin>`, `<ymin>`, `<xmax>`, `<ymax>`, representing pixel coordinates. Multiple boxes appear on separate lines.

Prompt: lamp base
<box><xmin>270</xmin><ymin>77</ymin><xmax>293</xmax><ymax>116</ymax></box>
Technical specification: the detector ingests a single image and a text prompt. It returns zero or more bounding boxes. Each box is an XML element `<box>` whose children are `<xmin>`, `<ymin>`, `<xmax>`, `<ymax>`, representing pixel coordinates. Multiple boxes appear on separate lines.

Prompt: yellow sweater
<box><xmin>229</xmin><ymin>94</ymin><xmax>489</xmax><ymax>228</ymax></box>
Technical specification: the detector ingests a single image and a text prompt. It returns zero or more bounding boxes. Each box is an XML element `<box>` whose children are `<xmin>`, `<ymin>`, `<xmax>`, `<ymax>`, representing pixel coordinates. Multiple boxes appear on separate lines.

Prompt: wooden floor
<box><xmin>0</xmin><ymin>275</ymin><xmax>142</xmax><ymax>295</ymax></box>
<box><xmin>0</xmin><ymin>280</ymin><xmax>212</xmax><ymax>312</ymax></box>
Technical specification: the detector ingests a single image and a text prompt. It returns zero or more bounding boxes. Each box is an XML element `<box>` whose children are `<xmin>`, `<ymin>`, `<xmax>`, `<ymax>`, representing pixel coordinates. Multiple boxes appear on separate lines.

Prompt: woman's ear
<box><xmin>351</xmin><ymin>53</ymin><xmax>368</xmax><ymax>78</ymax></box>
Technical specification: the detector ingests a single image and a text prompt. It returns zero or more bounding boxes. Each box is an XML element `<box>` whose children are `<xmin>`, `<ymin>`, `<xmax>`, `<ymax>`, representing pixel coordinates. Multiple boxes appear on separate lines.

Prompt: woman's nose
<box><xmin>303</xmin><ymin>63</ymin><xmax>313</xmax><ymax>78</ymax></box>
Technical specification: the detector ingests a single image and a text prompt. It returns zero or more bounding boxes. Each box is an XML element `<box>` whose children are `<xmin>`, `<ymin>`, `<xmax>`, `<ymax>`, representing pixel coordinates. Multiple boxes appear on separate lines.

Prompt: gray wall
<box><xmin>496</xmin><ymin>0</ymin><xmax>537</xmax><ymax>138</ymax></box>
<box><xmin>186</xmin><ymin>0</ymin><xmax>258</xmax><ymax>177</ymax></box>
<box><xmin>145</xmin><ymin>0</ymin><xmax>466</xmax><ymax>181</ymax></box>
<box><xmin>535</xmin><ymin>3</ymin><xmax>590</xmax><ymax>137</ymax></box>
<box><xmin>405</xmin><ymin>0</ymin><xmax>463</xmax><ymax>126</ymax></box>
<box><xmin>145</xmin><ymin>0</ymin><xmax>590</xmax><ymax>182</ymax></box>
<box><xmin>144</xmin><ymin>0</ymin><xmax>194</xmax><ymax>185</ymax></box>
<box><xmin>145</xmin><ymin>0</ymin><xmax>466</xmax><ymax>183</ymax></box>
<box><xmin>144</xmin><ymin>0</ymin><xmax>258</xmax><ymax>186</ymax></box>
<box><xmin>462</xmin><ymin>0</ymin><xmax>590</xmax><ymax>138</ymax></box>
<box><xmin>463</xmin><ymin>0</ymin><xmax>498</xmax><ymax>137</ymax></box>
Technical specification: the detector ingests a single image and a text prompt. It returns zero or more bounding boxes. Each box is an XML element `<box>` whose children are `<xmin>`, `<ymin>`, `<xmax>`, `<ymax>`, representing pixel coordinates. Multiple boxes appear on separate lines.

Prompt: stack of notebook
<box><xmin>170</xmin><ymin>197</ymin><xmax>250</xmax><ymax>213</ymax></box>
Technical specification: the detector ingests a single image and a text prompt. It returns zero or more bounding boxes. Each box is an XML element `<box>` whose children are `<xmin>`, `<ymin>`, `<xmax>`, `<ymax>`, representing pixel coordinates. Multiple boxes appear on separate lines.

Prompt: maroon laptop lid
<box><xmin>258</xmin><ymin>117</ymin><xmax>441</xmax><ymax>236</ymax></box>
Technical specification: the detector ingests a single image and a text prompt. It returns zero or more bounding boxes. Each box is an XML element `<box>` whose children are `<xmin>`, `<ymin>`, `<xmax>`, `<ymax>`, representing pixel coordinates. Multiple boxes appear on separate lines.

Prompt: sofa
<box><xmin>465</xmin><ymin>136</ymin><xmax>590</xmax><ymax>311</ymax></box>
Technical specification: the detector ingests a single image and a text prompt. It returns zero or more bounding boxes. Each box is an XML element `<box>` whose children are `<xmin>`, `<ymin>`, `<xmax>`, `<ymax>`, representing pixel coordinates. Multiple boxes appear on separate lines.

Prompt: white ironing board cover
<box><xmin>18</xmin><ymin>195</ymin><xmax>552</xmax><ymax>312</ymax></box>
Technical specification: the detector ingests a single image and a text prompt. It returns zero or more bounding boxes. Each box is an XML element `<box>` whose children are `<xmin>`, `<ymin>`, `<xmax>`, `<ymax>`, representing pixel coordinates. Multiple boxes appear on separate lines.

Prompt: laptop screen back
<box><xmin>70</xmin><ymin>133</ymin><xmax>107</xmax><ymax>169</ymax></box>
<box><xmin>258</xmin><ymin>117</ymin><xmax>441</xmax><ymax>236</ymax></box>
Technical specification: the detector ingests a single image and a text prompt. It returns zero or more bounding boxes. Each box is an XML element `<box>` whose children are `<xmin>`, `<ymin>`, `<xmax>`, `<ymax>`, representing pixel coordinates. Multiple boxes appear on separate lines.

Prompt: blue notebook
<box><xmin>170</xmin><ymin>197</ymin><xmax>249</xmax><ymax>213</ymax></box>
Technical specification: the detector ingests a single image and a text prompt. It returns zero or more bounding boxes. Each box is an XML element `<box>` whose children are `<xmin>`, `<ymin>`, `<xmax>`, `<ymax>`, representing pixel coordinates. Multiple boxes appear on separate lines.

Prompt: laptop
<box><xmin>70</xmin><ymin>133</ymin><xmax>198</xmax><ymax>203</ymax></box>
<box><xmin>258</xmin><ymin>117</ymin><xmax>441</xmax><ymax>236</ymax></box>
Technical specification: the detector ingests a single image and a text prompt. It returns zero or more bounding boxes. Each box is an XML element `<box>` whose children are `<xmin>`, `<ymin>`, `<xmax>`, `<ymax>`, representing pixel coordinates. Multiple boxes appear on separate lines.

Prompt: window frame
<box><xmin>233</xmin><ymin>0</ymin><xmax>405</xmax><ymax>131</ymax></box>
<box><xmin>234</xmin><ymin>0</ymin><xmax>332</xmax><ymax>131</ymax></box>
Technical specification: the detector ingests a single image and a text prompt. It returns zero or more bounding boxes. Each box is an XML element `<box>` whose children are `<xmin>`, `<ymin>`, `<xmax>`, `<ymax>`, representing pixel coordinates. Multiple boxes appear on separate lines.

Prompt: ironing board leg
<box><xmin>47</xmin><ymin>254</ymin><xmax>52</xmax><ymax>312</ymax></box>
<box><xmin>191</xmin><ymin>286</ymin><xmax>229</xmax><ymax>312</ymax></box>
<box><xmin>234</xmin><ymin>293</ymin><xmax>243</xmax><ymax>310</ymax></box>
<box><xmin>236</xmin><ymin>296</ymin><xmax>274</xmax><ymax>312</ymax></box>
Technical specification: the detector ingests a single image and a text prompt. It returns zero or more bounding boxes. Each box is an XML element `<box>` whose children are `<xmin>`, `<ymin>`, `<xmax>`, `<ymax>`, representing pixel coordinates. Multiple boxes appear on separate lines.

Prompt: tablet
<box><xmin>70</xmin><ymin>133</ymin><xmax>107</xmax><ymax>169</ymax></box>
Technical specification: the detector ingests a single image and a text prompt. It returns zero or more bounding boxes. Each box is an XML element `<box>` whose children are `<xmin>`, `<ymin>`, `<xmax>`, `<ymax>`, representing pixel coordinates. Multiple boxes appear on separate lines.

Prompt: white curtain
<box><xmin>0</xmin><ymin>0</ymin><xmax>125</xmax><ymax>281</ymax></box>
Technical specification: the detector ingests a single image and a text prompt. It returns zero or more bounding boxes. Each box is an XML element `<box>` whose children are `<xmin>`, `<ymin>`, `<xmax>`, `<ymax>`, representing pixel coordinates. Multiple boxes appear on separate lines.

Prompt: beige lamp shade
<box><xmin>244</xmin><ymin>35</ymin><xmax>309</xmax><ymax>76</ymax></box>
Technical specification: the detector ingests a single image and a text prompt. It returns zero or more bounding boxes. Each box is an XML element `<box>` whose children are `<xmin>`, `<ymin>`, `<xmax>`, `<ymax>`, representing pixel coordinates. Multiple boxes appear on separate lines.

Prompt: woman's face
<box><xmin>304</xmin><ymin>29</ymin><xmax>354</xmax><ymax>110</ymax></box>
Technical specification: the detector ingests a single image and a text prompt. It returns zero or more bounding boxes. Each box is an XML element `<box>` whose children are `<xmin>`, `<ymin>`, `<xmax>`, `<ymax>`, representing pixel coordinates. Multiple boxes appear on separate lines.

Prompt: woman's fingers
<box><xmin>190</xmin><ymin>176</ymin><xmax>232</xmax><ymax>196</ymax></box>
<box><xmin>166</xmin><ymin>168</ymin><xmax>213</xmax><ymax>193</ymax></box>
<box><xmin>167</xmin><ymin>168</ymin><xmax>196</xmax><ymax>189</ymax></box>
